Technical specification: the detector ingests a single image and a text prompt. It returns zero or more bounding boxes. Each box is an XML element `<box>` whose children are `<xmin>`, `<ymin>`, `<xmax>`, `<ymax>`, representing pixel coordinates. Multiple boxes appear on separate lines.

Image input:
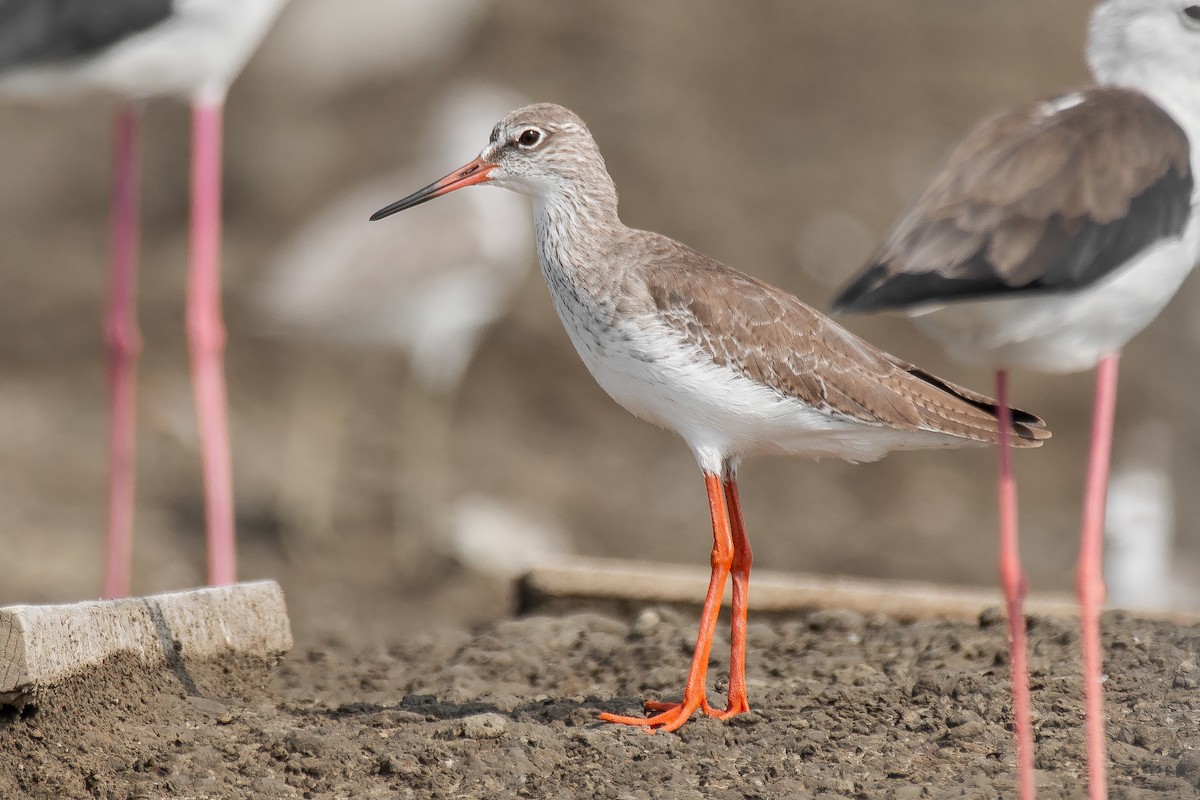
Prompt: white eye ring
<box><xmin>517</xmin><ymin>128</ymin><xmax>543</xmax><ymax>148</ymax></box>
<box><xmin>1182</xmin><ymin>5</ymin><xmax>1200</xmax><ymax>30</ymax></box>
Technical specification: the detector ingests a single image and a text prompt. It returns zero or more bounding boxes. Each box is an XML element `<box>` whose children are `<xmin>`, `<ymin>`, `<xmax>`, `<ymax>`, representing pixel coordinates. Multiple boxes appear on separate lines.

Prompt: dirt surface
<box><xmin>2</xmin><ymin>608</ymin><xmax>1199</xmax><ymax>799</ymax></box>
<box><xmin>4</xmin><ymin>0</ymin><xmax>1200</xmax><ymax>797</ymax></box>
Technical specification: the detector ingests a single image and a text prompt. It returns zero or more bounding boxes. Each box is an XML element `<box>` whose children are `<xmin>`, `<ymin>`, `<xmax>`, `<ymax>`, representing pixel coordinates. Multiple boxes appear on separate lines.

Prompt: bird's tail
<box><xmin>908</xmin><ymin>367</ymin><xmax>1051</xmax><ymax>447</ymax></box>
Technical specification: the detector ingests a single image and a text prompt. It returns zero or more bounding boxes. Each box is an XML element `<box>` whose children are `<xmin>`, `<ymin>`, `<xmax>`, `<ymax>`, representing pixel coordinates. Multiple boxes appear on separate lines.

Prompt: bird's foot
<box><xmin>598</xmin><ymin>694</ymin><xmax>707</xmax><ymax>732</ymax></box>
<box><xmin>698</xmin><ymin>691</ymin><xmax>751</xmax><ymax>721</ymax></box>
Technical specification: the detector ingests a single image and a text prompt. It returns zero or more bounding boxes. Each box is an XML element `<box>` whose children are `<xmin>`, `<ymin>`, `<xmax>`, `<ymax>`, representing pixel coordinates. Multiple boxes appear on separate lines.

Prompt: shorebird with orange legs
<box><xmin>832</xmin><ymin>2</ymin><xmax>1200</xmax><ymax>797</ymax></box>
<box><xmin>370</xmin><ymin>102</ymin><xmax>1050</xmax><ymax>733</ymax></box>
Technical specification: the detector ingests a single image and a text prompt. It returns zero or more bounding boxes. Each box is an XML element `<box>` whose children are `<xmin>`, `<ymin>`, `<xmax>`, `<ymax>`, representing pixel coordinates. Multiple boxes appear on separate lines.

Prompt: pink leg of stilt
<box><xmin>187</xmin><ymin>96</ymin><xmax>236</xmax><ymax>585</ymax></box>
<box><xmin>102</xmin><ymin>102</ymin><xmax>144</xmax><ymax>600</ymax></box>
<box><xmin>996</xmin><ymin>370</ymin><xmax>1035</xmax><ymax>800</ymax></box>
<box><xmin>1080</xmin><ymin>354</ymin><xmax>1118</xmax><ymax>800</ymax></box>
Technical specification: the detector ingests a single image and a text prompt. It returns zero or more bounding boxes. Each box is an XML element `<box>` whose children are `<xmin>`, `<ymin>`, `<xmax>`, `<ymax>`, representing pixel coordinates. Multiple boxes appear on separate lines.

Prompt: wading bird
<box><xmin>0</xmin><ymin>0</ymin><xmax>290</xmax><ymax>597</ymax></box>
<box><xmin>370</xmin><ymin>102</ymin><xmax>1050</xmax><ymax>733</ymax></box>
<box><xmin>830</xmin><ymin>2</ymin><xmax>1200</xmax><ymax>797</ymax></box>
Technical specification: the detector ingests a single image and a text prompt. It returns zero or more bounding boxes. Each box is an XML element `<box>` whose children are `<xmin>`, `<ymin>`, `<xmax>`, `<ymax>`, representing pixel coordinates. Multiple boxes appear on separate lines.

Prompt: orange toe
<box><xmin>598</xmin><ymin>695</ymin><xmax>704</xmax><ymax>732</ymax></box>
<box><xmin>643</xmin><ymin>699</ymin><xmax>681</xmax><ymax>712</ymax></box>
<box><xmin>704</xmin><ymin>695</ymin><xmax>750</xmax><ymax>720</ymax></box>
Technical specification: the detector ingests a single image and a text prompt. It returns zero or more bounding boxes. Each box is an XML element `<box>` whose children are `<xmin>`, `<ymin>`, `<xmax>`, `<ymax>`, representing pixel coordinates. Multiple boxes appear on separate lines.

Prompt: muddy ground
<box><xmin>2</xmin><ymin>609</ymin><xmax>1199</xmax><ymax>799</ymax></box>
<box><xmin>3</xmin><ymin>0</ymin><xmax>1200</xmax><ymax>797</ymax></box>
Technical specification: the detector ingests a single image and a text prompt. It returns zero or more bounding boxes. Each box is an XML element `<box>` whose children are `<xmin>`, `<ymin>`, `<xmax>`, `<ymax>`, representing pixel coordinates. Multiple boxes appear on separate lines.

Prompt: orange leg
<box><xmin>712</xmin><ymin>466</ymin><xmax>752</xmax><ymax>718</ymax></box>
<box><xmin>599</xmin><ymin>471</ymin><xmax>733</xmax><ymax>732</ymax></box>
<box><xmin>646</xmin><ymin>466</ymin><xmax>752</xmax><ymax>719</ymax></box>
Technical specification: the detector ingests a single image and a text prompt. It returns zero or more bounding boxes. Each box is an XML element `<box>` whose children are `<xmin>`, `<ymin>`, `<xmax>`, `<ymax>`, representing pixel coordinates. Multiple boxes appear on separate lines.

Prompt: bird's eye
<box><xmin>1183</xmin><ymin>5</ymin><xmax>1200</xmax><ymax>28</ymax></box>
<box><xmin>517</xmin><ymin>129</ymin><xmax>542</xmax><ymax>147</ymax></box>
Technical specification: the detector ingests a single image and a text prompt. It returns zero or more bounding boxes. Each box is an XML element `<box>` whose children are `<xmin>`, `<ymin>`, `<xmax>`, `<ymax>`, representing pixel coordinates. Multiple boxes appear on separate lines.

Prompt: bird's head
<box><xmin>370</xmin><ymin>103</ymin><xmax>610</xmax><ymax>221</ymax></box>
<box><xmin>1088</xmin><ymin>0</ymin><xmax>1200</xmax><ymax>93</ymax></box>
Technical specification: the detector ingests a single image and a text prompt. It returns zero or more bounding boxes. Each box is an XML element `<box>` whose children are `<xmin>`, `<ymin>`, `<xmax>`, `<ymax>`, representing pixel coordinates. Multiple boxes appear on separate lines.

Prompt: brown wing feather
<box><xmin>832</xmin><ymin>86</ymin><xmax>1193</xmax><ymax>312</ymax></box>
<box><xmin>919</xmin><ymin>88</ymin><xmax>1185</xmax><ymax>226</ymax></box>
<box><xmin>634</xmin><ymin>237</ymin><xmax>1049</xmax><ymax>447</ymax></box>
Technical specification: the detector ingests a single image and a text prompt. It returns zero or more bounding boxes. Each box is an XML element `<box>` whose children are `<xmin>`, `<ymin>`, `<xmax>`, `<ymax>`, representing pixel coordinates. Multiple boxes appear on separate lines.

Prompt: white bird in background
<box><xmin>256</xmin><ymin>0</ymin><xmax>495</xmax><ymax>95</ymax></box>
<box><xmin>832</xmin><ymin>2</ymin><xmax>1200</xmax><ymax>797</ymax></box>
<box><xmin>450</xmin><ymin>495</ymin><xmax>571</xmax><ymax>579</ymax></box>
<box><xmin>257</xmin><ymin>83</ymin><xmax>534</xmax><ymax>559</ymax></box>
<box><xmin>0</xmin><ymin>0</ymin><xmax>290</xmax><ymax>599</ymax></box>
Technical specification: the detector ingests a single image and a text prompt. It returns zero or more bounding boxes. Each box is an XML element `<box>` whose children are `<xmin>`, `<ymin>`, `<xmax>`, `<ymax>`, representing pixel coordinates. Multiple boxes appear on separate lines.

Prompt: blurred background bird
<box><xmin>0</xmin><ymin>0</ymin><xmax>290</xmax><ymax>598</ymax></box>
<box><xmin>257</xmin><ymin>0</ymin><xmax>495</xmax><ymax>97</ymax></box>
<box><xmin>255</xmin><ymin>82</ymin><xmax>542</xmax><ymax>576</ymax></box>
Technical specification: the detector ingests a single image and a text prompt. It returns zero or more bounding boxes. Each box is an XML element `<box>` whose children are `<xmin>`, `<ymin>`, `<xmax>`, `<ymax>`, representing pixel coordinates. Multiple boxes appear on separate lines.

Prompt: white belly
<box><xmin>550</xmin><ymin>294</ymin><xmax>982</xmax><ymax>472</ymax></box>
<box><xmin>907</xmin><ymin>216</ymin><xmax>1200</xmax><ymax>374</ymax></box>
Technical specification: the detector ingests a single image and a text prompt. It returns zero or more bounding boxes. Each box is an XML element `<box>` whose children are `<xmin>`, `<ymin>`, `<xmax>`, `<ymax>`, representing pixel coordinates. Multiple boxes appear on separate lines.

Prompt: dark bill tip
<box><xmin>369</xmin><ymin>185</ymin><xmax>439</xmax><ymax>221</ymax></box>
<box><xmin>369</xmin><ymin>156</ymin><xmax>496</xmax><ymax>222</ymax></box>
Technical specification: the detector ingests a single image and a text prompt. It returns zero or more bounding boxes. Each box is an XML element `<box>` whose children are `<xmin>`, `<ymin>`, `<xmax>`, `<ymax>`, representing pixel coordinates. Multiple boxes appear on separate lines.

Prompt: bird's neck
<box><xmin>531</xmin><ymin>181</ymin><xmax>624</xmax><ymax>290</ymax></box>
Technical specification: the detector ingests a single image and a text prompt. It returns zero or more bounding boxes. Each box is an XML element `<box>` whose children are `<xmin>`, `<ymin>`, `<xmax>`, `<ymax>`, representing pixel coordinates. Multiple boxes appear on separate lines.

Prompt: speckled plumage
<box><xmin>374</xmin><ymin>103</ymin><xmax>1049</xmax><ymax>473</ymax></box>
<box><xmin>480</xmin><ymin>105</ymin><xmax>1049</xmax><ymax>471</ymax></box>
<box><xmin>634</xmin><ymin>239</ymin><xmax>1044</xmax><ymax>445</ymax></box>
<box><xmin>369</xmin><ymin>100</ymin><xmax>1052</xmax><ymax>738</ymax></box>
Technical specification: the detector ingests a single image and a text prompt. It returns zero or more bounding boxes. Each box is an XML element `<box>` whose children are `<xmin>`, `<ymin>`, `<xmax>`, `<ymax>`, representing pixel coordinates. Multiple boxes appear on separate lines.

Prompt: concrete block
<box><xmin>0</xmin><ymin>580</ymin><xmax>292</xmax><ymax>705</ymax></box>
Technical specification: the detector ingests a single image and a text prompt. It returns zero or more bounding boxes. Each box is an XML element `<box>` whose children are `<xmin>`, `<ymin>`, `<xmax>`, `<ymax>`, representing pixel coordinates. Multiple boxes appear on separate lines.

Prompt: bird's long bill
<box><xmin>369</xmin><ymin>156</ymin><xmax>496</xmax><ymax>221</ymax></box>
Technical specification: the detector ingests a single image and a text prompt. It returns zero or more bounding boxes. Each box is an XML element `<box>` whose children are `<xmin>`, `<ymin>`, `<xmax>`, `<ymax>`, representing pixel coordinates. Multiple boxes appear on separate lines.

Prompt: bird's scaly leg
<box><xmin>599</xmin><ymin>472</ymin><xmax>733</xmax><ymax>732</ymax></box>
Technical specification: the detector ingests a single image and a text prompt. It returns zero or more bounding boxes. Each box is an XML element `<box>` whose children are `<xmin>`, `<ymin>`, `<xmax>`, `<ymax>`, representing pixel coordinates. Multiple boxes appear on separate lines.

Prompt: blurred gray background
<box><xmin>1</xmin><ymin>0</ymin><xmax>1195</xmax><ymax>646</ymax></box>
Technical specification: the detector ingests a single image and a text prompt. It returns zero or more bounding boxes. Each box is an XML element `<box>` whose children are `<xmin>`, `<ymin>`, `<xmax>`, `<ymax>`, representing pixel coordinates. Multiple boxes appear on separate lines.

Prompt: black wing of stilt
<box><xmin>0</xmin><ymin>0</ymin><xmax>173</xmax><ymax>70</ymax></box>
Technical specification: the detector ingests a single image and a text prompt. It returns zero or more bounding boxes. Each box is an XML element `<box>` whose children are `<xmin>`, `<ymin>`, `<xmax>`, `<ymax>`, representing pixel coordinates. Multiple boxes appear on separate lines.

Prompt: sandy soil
<box><xmin>3</xmin><ymin>1</ymin><xmax>1200</xmax><ymax>797</ymax></box>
